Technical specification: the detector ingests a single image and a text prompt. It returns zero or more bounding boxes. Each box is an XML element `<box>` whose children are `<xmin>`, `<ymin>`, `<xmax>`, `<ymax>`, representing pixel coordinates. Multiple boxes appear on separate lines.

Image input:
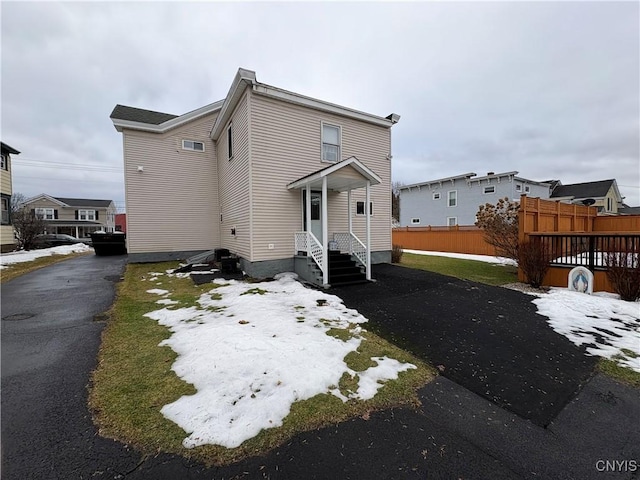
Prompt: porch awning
<box><xmin>287</xmin><ymin>156</ymin><xmax>381</xmax><ymax>192</ymax></box>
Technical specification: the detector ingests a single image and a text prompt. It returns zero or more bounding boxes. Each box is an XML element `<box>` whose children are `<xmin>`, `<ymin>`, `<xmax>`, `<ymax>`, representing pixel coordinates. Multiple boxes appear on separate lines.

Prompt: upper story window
<box><xmin>182</xmin><ymin>140</ymin><xmax>205</xmax><ymax>152</ymax></box>
<box><xmin>606</xmin><ymin>197</ymin><xmax>613</xmax><ymax>211</ymax></box>
<box><xmin>356</xmin><ymin>201</ymin><xmax>373</xmax><ymax>216</ymax></box>
<box><xmin>0</xmin><ymin>154</ymin><xmax>7</xmax><ymax>170</ymax></box>
<box><xmin>433</xmin><ymin>192</ymin><xmax>440</xmax><ymax>200</ymax></box>
<box><xmin>448</xmin><ymin>190</ymin><xmax>457</xmax><ymax>207</ymax></box>
<box><xmin>525</xmin><ymin>185</ymin><xmax>530</xmax><ymax>193</ymax></box>
<box><xmin>79</xmin><ymin>209</ymin><xmax>96</xmax><ymax>221</ymax></box>
<box><xmin>515</xmin><ymin>184</ymin><xmax>522</xmax><ymax>192</ymax></box>
<box><xmin>322</xmin><ymin>123</ymin><xmax>341</xmax><ymax>162</ymax></box>
<box><xmin>35</xmin><ymin>208</ymin><xmax>55</xmax><ymax>220</ymax></box>
<box><xmin>483</xmin><ymin>186</ymin><xmax>495</xmax><ymax>194</ymax></box>
<box><xmin>227</xmin><ymin>123</ymin><xmax>233</xmax><ymax>159</ymax></box>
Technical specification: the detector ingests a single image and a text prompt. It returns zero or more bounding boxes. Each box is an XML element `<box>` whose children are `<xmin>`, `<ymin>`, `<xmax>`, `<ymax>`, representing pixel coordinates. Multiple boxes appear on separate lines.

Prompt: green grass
<box><xmin>90</xmin><ymin>262</ymin><xmax>436</xmax><ymax>466</ymax></box>
<box><xmin>1</xmin><ymin>251</ymin><xmax>92</xmax><ymax>283</ymax></box>
<box><xmin>596</xmin><ymin>358</ymin><xmax>640</xmax><ymax>388</ymax></box>
<box><xmin>399</xmin><ymin>252</ymin><xmax>518</xmax><ymax>285</ymax></box>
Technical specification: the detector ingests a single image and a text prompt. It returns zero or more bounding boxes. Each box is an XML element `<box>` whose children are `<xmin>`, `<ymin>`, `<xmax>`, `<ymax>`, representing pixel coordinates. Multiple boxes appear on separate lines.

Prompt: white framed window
<box><xmin>227</xmin><ymin>123</ymin><xmax>233</xmax><ymax>159</ymax></box>
<box><xmin>447</xmin><ymin>217</ymin><xmax>457</xmax><ymax>226</ymax></box>
<box><xmin>35</xmin><ymin>208</ymin><xmax>55</xmax><ymax>220</ymax></box>
<box><xmin>515</xmin><ymin>184</ymin><xmax>522</xmax><ymax>192</ymax></box>
<box><xmin>356</xmin><ymin>201</ymin><xmax>373</xmax><ymax>216</ymax></box>
<box><xmin>0</xmin><ymin>154</ymin><xmax>6</xmax><ymax>170</ymax></box>
<box><xmin>432</xmin><ymin>192</ymin><xmax>440</xmax><ymax>200</ymax></box>
<box><xmin>606</xmin><ymin>197</ymin><xmax>612</xmax><ymax>211</ymax></box>
<box><xmin>448</xmin><ymin>190</ymin><xmax>457</xmax><ymax>207</ymax></box>
<box><xmin>182</xmin><ymin>140</ymin><xmax>205</xmax><ymax>152</ymax></box>
<box><xmin>321</xmin><ymin>123</ymin><xmax>341</xmax><ymax>162</ymax></box>
<box><xmin>1</xmin><ymin>197</ymin><xmax>9</xmax><ymax>224</ymax></box>
<box><xmin>79</xmin><ymin>209</ymin><xmax>96</xmax><ymax>221</ymax></box>
<box><xmin>483</xmin><ymin>186</ymin><xmax>495</xmax><ymax>194</ymax></box>
<box><xmin>525</xmin><ymin>185</ymin><xmax>530</xmax><ymax>193</ymax></box>
<box><xmin>411</xmin><ymin>218</ymin><xmax>420</xmax><ymax>224</ymax></box>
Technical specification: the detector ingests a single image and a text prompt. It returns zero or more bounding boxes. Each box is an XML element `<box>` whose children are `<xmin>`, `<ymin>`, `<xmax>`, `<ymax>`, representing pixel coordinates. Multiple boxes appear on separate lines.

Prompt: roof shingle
<box><xmin>110</xmin><ymin>105</ymin><xmax>178</xmax><ymax>125</ymax></box>
<box><xmin>54</xmin><ymin>197</ymin><xmax>113</xmax><ymax>208</ymax></box>
<box><xmin>550</xmin><ymin>180</ymin><xmax>615</xmax><ymax>199</ymax></box>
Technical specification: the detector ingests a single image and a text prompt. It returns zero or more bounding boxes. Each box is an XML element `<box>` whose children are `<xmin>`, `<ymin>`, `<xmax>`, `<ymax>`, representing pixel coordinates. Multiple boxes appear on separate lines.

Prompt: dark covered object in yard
<box><xmin>332</xmin><ymin>263</ymin><xmax>597</xmax><ymax>427</ymax></box>
<box><xmin>91</xmin><ymin>232</ymin><xmax>127</xmax><ymax>256</ymax></box>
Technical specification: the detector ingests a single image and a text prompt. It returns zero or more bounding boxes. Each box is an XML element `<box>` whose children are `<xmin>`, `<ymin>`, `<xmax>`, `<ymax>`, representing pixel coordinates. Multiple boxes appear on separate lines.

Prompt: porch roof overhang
<box><xmin>287</xmin><ymin>156</ymin><xmax>381</xmax><ymax>192</ymax></box>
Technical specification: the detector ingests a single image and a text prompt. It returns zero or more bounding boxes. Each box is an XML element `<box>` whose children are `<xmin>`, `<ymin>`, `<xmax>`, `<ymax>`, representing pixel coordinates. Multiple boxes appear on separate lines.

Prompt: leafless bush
<box><xmin>604</xmin><ymin>250</ymin><xmax>640</xmax><ymax>302</ymax></box>
<box><xmin>475</xmin><ymin>197</ymin><xmax>519</xmax><ymax>261</ymax></box>
<box><xmin>518</xmin><ymin>240</ymin><xmax>552</xmax><ymax>288</ymax></box>
<box><xmin>391</xmin><ymin>244</ymin><xmax>403</xmax><ymax>263</ymax></box>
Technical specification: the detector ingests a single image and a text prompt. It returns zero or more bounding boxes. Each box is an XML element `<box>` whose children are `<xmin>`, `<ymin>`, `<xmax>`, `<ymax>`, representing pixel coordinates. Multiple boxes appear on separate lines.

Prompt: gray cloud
<box><xmin>2</xmin><ymin>1</ymin><xmax>638</xmax><ymax>209</ymax></box>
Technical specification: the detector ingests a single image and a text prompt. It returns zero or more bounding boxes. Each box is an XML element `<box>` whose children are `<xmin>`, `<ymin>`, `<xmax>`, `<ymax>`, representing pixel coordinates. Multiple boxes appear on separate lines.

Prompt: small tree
<box><xmin>475</xmin><ymin>197</ymin><xmax>519</xmax><ymax>261</ymax></box>
<box><xmin>391</xmin><ymin>181</ymin><xmax>403</xmax><ymax>223</ymax></box>
<box><xmin>11</xmin><ymin>193</ymin><xmax>47</xmax><ymax>250</ymax></box>
<box><xmin>518</xmin><ymin>239</ymin><xmax>552</xmax><ymax>288</ymax></box>
<box><xmin>604</xmin><ymin>250</ymin><xmax>640</xmax><ymax>302</ymax></box>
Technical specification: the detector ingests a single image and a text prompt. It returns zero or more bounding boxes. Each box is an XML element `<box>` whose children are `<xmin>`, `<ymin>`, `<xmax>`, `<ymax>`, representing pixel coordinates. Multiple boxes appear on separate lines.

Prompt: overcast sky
<box><xmin>2</xmin><ymin>1</ymin><xmax>639</xmax><ymax>211</ymax></box>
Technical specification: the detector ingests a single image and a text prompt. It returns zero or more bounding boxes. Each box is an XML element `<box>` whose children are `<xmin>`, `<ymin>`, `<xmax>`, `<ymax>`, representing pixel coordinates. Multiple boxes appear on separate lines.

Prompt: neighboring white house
<box><xmin>399</xmin><ymin>171</ymin><xmax>553</xmax><ymax>226</ymax></box>
<box><xmin>110</xmin><ymin>68</ymin><xmax>400</xmax><ymax>287</ymax></box>
<box><xmin>21</xmin><ymin>194</ymin><xmax>117</xmax><ymax>239</ymax></box>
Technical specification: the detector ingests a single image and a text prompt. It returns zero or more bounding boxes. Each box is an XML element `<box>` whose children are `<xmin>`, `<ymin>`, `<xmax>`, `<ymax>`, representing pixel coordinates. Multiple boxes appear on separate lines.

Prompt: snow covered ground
<box><xmin>403</xmin><ymin>249</ymin><xmax>517</xmax><ymax>266</ymax></box>
<box><xmin>143</xmin><ymin>271</ymin><xmax>415</xmax><ymax>449</ymax></box>
<box><xmin>0</xmin><ymin>244</ymin><xmax>92</xmax><ymax>269</ymax></box>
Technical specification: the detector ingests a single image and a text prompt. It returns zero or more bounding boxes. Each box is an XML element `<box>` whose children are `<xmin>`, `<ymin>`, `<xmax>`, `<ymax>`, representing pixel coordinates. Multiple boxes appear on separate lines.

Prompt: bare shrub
<box><xmin>391</xmin><ymin>244</ymin><xmax>403</xmax><ymax>263</ymax></box>
<box><xmin>518</xmin><ymin>239</ymin><xmax>552</xmax><ymax>288</ymax></box>
<box><xmin>475</xmin><ymin>197</ymin><xmax>519</xmax><ymax>261</ymax></box>
<box><xmin>605</xmin><ymin>250</ymin><xmax>640</xmax><ymax>302</ymax></box>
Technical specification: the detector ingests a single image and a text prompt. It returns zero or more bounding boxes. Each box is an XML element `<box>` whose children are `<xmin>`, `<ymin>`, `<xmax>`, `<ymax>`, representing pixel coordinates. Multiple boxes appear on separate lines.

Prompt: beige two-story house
<box><xmin>550</xmin><ymin>179</ymin><xmax>623</xmax><ymax>215</ymax></box>
<box><xmin>111</xmin><ymin>68</ymin><xmax>400</xmax><ymax>286</ymax></box>
<box><xmin>1</xmin><ymin>142</ymin><xmax>20</xmax><ymax>253</ymax></box>
<box><xmin>21</xmin><ymin>194</ymin><xmax>117</xmax><ymax>240</ymax></box>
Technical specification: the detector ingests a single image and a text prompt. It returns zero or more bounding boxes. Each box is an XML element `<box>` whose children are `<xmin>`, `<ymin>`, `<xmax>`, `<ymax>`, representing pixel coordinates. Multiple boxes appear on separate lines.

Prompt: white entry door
<box><xmin>303</xmin><ymin>191</ymin><xmax>323</xmax><ymax>244</ymax></box>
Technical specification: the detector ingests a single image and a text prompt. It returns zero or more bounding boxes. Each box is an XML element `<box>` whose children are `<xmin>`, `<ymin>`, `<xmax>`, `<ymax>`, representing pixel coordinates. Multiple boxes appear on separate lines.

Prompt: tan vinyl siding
<box><xmin>1</xmin><ymin>225</ymin><xmax>15</xmax><ymax>248</ymax></box>
<box><xmin>250</xmin><ymin>93</ymin><xmax>392</xmax><ymax>262</ymax></box>
<box><xmin>122</xmin><ymin>112</ymin><xmax>220</xmax><ymax>254</ymax></box>
<box><xmin>1</xmin><ymin>158</ymin><xmax>11</xmax><ymax>195</ymax></box>
<box><xmin>217</xmin><ymin>92</ymin><xmax>251</xmax><ymax>259</ymax></box>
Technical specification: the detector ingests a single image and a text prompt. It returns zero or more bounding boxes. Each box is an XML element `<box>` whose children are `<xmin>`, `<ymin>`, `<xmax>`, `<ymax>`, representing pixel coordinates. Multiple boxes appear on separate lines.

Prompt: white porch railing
<box><xmin>294</xmin><ymin>231</ymin><xmax>325</xmax><ymax>276</ymax></box>
<box><xmin>333</xmin><ymin>232</ymin><xmax>367</xmax><ymax>270</ymax></box>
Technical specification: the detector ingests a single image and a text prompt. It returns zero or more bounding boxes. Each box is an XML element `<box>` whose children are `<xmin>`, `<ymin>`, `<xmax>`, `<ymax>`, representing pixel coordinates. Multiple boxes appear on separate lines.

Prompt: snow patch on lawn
<box><xmin>146</xmin><ymin>288</ymin><xmax>169</xmax><ymax>296</ymax></box>
<box><xmin>533</xmin><ymin>289</ymin><xmax>640</xmax><ymax>372</ymax></box>
<box><xmin>0</xmin><ymin>244</ymin><xmax>92</xmax><ymax>268</ymax></box>
<box><xmin>143</xmin><ymin>272</ymin><xmax>414</xmax><ymax>449</ymax></box>
<box><xmin>402</xmin><ymin>249</ymin><xmax>517</xmax><ymax>266</ymax></box>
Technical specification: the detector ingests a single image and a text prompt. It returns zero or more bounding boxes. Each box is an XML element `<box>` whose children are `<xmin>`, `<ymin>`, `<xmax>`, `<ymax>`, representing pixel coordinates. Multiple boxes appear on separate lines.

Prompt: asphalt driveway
<box><xmin>2</xmin><ymin>257</ymin><xmax>637</xmax><ymax>479</ymax></box>
<box><xmin>332</xmin><ymin>263</ymin><xmax>598</xmax><ymax>427</ymax></box>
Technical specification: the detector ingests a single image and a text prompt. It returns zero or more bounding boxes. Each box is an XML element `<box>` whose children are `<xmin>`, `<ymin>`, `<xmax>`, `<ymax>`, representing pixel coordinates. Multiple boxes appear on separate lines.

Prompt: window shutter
<box><xmin>54</xmin><ymin>210</ymin><xmax>58</xmax><ymax>219</ymax></box>
<box><xmin>75</xmin><ymin>210</ymin><xmax>79</xmax><ymax>220</ymax></box>
<box><xmin>96</xmin><ymin>211</ymin><xmax>99</xmax><ymax>220</ymax></box>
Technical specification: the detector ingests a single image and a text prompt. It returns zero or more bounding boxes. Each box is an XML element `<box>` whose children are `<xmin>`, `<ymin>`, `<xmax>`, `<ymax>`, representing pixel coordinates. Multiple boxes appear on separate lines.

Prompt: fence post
<box><xmin>588</xmin><ymin>236</ymin><xmax>595</xmax><ymax>273</ymax></box>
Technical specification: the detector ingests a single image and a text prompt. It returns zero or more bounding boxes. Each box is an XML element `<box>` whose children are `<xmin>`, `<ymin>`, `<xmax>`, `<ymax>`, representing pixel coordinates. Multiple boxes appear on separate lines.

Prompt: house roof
<box><xmin>110</xmin><ymin>105</ymin><xmax>178</xmax><ymax>125</ymax></box>
<box><xmin>619</xmin><ymin>206</ymin><xmax>640</xmax><ymax>215</ymax></box>
<box><xmin>399</xmin><ymin>172</ymin><xmax>478</xmax><ymax>190</ymax></box>
<box><xmin>287</xmin><ymin>156</ymin><xmax>381</xmax><ymax>192</ymax></box>
<box><xmin>53</xmin><ymin>197</ymin><xmax>113</xmax><ymax>208</ymax></box>
<box><xmin>1</xmin><ymin>142</ymin><xmax>20</xmax><ymax>155</ymax></box>
<box><xmin>550</xmin><ymin>179</ymin><xmax>617</xmax><ymax>199</ymax></box>
<box><xmin>400</xmin><ymin>171</ymin><xmax>552</xmax><ymax>191</ymax></box>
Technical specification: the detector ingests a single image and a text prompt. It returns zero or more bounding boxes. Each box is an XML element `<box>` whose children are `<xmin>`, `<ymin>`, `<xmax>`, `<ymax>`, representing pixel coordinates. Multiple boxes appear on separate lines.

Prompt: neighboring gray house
<box><xmin>110</xmin><ymin>68</ymin><xmax>400</xmax><ymax>287</ymax></box>
<box><xmin>549</xmin><ymin>179</ymin><xmax>623</xmax><ymax>215</ymax></box>
<box><xmin>399</xmin><ymin>171</ymin><xmax>553</xmax><ymax>226</ymax></box>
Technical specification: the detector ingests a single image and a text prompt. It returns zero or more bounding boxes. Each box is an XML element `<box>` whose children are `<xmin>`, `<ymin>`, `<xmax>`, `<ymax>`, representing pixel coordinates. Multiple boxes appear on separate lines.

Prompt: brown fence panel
<box><xmin>593</xmin><ymin>215</ymin><xmax>640</xmax><ymax>232</ymax></box>
<box><xmin>392</xmin><ymin>226</ymin><xmax>497</xmax><ymax>256</ymax></box>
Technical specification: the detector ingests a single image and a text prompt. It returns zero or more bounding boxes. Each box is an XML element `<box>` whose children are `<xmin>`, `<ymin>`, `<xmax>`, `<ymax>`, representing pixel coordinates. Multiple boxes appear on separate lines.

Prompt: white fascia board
<box><xmin>472</xmin><ymin>171</ymin><xmax>519</xmax><ymax>183</ymax></box>
<box><xmin>513</xmin><ymin>176</ymin><xmax>553</xmax><ymax>186</ymax></box>
<box><xmin>112</xmin><ymin>100</ymin><xmax>224</xmax><ymax>133</ymax></box>
<box><xmin>400</xmin><ymin>172</ymin><xmax>477</xmax><ymax>191</ymax></box>
<box><xmin>23</xmin><ymin>193</ymin><xmax>69</xmax><ymax>207</ymax></box>
<box><xmin>210</xmin><ymin>68</ymin><xmax>257</xmax><ymax>140</ymax></box>
<box><xmin>287</xmin><ymin>157</ymin><xmax>381</xmax><ymax>190</ymax></box>
<box><xmin>252</xmin><ymin>83</ymin><xmax>396</xmax><ymax>128</ymax></box>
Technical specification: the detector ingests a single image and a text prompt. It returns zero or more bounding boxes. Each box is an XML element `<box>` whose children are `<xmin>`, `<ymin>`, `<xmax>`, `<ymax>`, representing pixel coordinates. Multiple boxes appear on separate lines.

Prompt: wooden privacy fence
<box><xmin>392</xmin><ymin>225</ymin><xmax>497</xmax><ymax>256</ymax></box>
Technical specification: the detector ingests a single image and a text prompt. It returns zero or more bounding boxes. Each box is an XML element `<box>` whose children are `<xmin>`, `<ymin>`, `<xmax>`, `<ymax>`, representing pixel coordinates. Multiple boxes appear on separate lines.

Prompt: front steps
<box><xmin>327</xmin><ymin>250</ymin><xmax>367</xmax><ymax>286</ymax></box>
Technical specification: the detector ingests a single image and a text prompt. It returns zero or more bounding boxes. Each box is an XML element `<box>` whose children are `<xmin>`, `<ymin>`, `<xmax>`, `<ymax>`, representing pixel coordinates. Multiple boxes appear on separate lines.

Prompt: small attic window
<box><xmin>182</xmin><ymin>140</ymin><xmax>205</xmax><ymax>152</ymax></box>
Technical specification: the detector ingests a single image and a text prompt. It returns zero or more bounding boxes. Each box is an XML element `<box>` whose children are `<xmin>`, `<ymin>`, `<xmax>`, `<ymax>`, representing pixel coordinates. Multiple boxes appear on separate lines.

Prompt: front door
<box><xmin>302</xmin><ymin>190</ymin><xmax>323</xmax><ymax>244</ymax></box>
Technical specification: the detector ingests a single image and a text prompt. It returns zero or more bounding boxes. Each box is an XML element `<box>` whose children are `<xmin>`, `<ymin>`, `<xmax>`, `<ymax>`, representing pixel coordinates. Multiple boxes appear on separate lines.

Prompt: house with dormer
<box><xmin>110</xmin><ymin>68</ymin><xmax>400</xmax><ymax>287</ymax></box>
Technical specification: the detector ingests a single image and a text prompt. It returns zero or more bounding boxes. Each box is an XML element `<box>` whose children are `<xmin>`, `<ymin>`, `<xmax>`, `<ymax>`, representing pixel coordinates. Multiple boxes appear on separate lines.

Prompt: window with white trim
<box><xmin>525</xmin><ymin>185</ymin><xmax>530</xmax><ymax>193</ymax></box>
<box><xmin>483</xmin><ymin>186</ymin><xmax>495</xmax><ymax>194</ymax></box>
<box><xmin>227</xmin><ymin>123</ymin><xmax>233</xmax><ymax>159</ymax></box>
<box><xmin>356</xmin><ymin>201</ymin><xmax>373</xmax><ymax>216</ymax></box>
<box><xmin>35</xmin><ymin>208</ymin><xmax>55</xmax><ymax>220</ymax></box>
<box><xmin>411</xmin><ymin>218</ymin><xmax>420</xmax><ymax>224</ymax></box>
<box><xmin>432</xmin><ymin>192</ymin><xmax>440</xmax><ymax>200</ymax></box>
<box><xmin>79</xmin><ymin>209</ymin><xmax>96</xmax><ymax>221</ymax></box>
<box><xmin>447</xmin><ymin>217</ymin><xmax>457</xmax><ymax>226</ymax></box>
<box><xmin>1</xmin><ymin>197</ymin><xmax>9</xmax><ymax>224</ymax></box>
<box><xmin>515</xmin><ymin>184</ymin><xmax>522</xmax><ymax>192</ymax></box>
<box><xmin>322</xmin><ymin>123</ymin><xmax>341</xmax><ymax>162</ymax></box>
<box><xmin>182</xmin><ymin>140</ymin><xmax>205</xmax><ymax>152</ymax></box>
<box><xmin>0</xmin><ymin>154</ymin><xmax>6</xmax><ymax>170</ymax></box>
<box><xmin>448</xmin><ymin>190</ymin><xmax>457</xmax><ymax>207</ymax></box>
<box><xmin>606</xmin><ymin>197</ymin><xmax>612</xmax><ymax>211</ymax></box>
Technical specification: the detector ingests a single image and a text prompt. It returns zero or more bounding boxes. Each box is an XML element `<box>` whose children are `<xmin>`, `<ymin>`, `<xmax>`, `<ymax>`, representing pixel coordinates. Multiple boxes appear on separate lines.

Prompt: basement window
<box><xmin>411</xmin><ymin>218</ymin><xmax>420</xmax><ymax>224</ymax></box>
<box><xmin>433</xmin><ymin>192</ymin><xmax>440</xmax><ymax>200</ymax></box>
<box><xmin>483</xmin><ymin>186</ymin><xmax>495</xmax><ymax>194</ymax></box>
